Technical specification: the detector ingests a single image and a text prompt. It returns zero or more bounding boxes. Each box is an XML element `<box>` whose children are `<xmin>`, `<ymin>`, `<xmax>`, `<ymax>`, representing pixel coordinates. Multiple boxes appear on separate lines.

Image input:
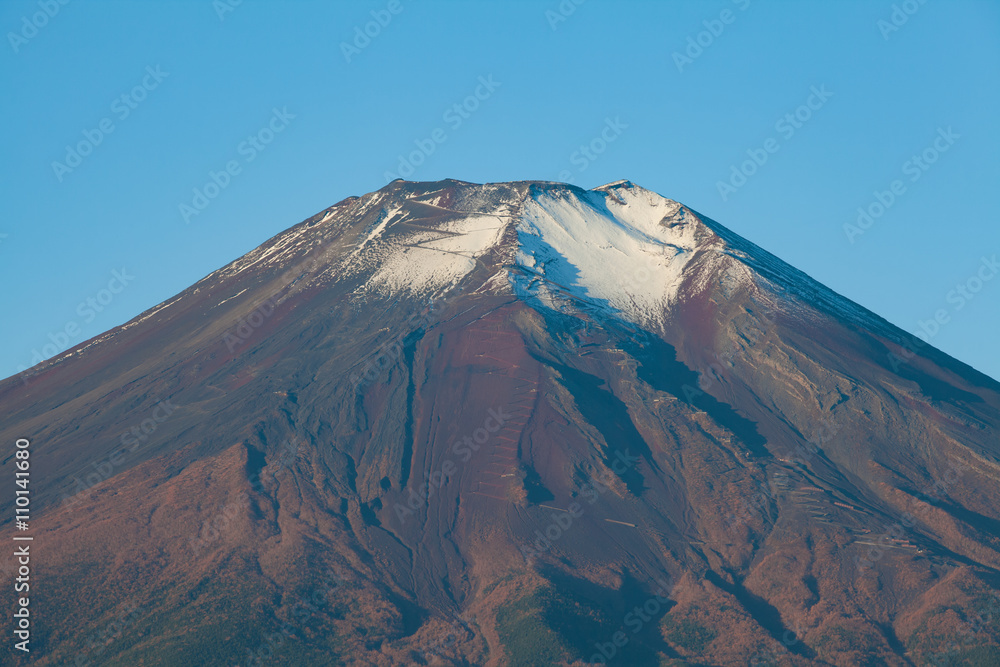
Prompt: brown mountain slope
<box><xmin>2</xmin><ymin>179</ymin><xmax>998</xmax><ymax>666</ymax></box>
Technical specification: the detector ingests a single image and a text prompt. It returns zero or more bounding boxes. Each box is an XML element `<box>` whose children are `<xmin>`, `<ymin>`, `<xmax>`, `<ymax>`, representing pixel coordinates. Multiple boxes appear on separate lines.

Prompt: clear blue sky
<box><xmin>2</xmin><ymin>0</ymin><xmax>998</xmax><ymax>381</ymax></box>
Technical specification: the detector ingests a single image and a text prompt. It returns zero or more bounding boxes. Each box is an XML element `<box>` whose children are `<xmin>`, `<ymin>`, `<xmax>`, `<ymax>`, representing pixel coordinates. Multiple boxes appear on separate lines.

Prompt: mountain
<box><xmin>2</xmin><ymin>179</ymin><xmax>999</xmax><ymax>666</ymax></box>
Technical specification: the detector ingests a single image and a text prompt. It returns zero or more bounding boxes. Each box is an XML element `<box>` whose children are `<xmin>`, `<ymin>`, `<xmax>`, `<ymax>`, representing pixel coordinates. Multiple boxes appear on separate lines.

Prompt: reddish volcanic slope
<box><xmin>1</xmin><ymin>179</ymin><xmax>999</xmax><ymax>666</ymax></box>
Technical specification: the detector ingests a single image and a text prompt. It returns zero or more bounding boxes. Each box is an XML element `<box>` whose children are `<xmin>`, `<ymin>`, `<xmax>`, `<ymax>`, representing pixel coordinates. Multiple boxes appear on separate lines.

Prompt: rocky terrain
<box><xmin>1</xmin><ymin>179</ymin><xmax>998</xmax><ymax>666</ymax></box>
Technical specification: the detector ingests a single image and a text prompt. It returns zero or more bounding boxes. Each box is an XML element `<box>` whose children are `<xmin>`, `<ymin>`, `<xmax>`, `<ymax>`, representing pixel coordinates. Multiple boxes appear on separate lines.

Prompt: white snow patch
<box><xmin>364</xmin><ymin>215</ymin><xmax>506</xmax><ymax>295</ymax></box>
<box><xmin>217</xmin><ymin>287</ymin><xmax>248</xmax><ymax>307</ymax></box>
<box><xmin>512</xmin><ymin>185</ymin><xmax>700</xmax><ymax>329</ymax></box>
<box><xmin>352</xmin><ymin>205</ymin><xmax>402</xmax><ymax>257</ymax></box>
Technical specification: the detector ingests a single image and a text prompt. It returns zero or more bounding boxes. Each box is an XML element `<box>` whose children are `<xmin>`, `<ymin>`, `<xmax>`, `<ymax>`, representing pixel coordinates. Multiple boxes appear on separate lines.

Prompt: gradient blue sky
<box><xmin>2</xmin><ymin>0</ymin><xmax>999</xmax><ymax>381</ymax></box>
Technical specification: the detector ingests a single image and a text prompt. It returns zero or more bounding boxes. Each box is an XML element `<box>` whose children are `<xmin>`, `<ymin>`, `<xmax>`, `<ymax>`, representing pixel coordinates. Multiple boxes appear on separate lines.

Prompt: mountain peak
<box><xmin>594</xmin><ymin>178</ymin><xmax>635</xmax><ymax>189</ymax></box>
<box><xmin>320</xmin><ymin>179</ymin><xmax>732</xmax><ymax>331</ymax></box>
<box><xmin>202</xmin><ymin>177</ymin><xmax>951</xmax><ymax>362</ymax></box>
<box><xmin>6</xmin><ymin>177</ymin><xmax>1000</xmax><ymax>666</ymax></box>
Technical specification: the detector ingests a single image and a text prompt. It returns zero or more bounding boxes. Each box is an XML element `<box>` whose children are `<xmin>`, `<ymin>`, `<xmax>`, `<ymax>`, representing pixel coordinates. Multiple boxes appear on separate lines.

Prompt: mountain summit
<box><xmin>3</xmin><ymin>179</ymin><xmax>999</xmax><ymax>665</ymax></box>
